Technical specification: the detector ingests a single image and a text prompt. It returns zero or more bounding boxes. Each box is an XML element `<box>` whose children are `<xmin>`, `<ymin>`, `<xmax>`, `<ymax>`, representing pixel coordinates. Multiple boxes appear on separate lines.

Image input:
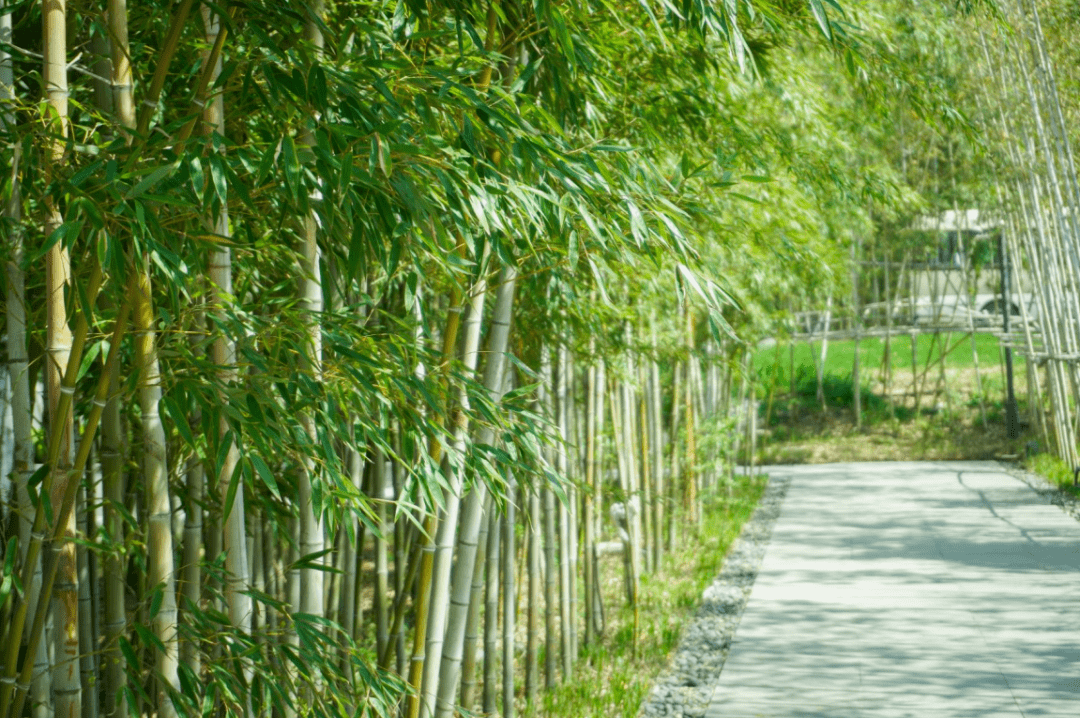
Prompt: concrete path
<box><xmin>706</xmin><ymin>461</ymin><xmax>1080</xmax><ymax>718</ymax></box>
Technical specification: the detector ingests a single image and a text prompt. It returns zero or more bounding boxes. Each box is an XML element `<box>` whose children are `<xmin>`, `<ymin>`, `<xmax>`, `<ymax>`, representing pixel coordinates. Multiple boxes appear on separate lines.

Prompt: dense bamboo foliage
<box><xmin>0</xmin><ymin>0</ymin><xmax>1054</xmax><ymax>717</ymax></box>
<box><xmin>971</xmin><ymin>0</ymin><xmax>1080</xmax><ymax>468</ymax></box>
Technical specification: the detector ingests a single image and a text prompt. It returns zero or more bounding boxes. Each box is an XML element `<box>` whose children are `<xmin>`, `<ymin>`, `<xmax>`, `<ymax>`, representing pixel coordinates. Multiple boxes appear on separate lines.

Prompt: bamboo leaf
<box><xmin>291</xmin><ymin>550</ymin><xmax>340</xmax><ymax>575</ymax></box>
<box><xmin>0</xmin><ymin>537</ymin><xmax>20</xmax><ymax>608</ymax></box>
<box><xmin>69</xmin><ymin>159</ymin><xmax>105</xmax><ymax>188</ymax></box>
<box><xmin>149</xmin><ymin>583</ymin><xmax>164</xmax><ymax>619</ymax></box>
<box><xmin>76</xmin><ymin>341</ymin><xmax>102</xmax><ymax>382</ymax></box>
<box><xmin>163</xmin><ymin>395</ymin><xmax>196</xmax><ymax>449</ymax></box>
<box><xmin>308</xmin><ymin>63</ymin><xmax>328</xmax><ymax>110</ymax></box>
<box><xmin>376</xmin><ymin>133</ymin><xmax>392</xmax><ymax>178</ymax></box>
<box><xmin>127</xmin><ymin>162</ymin><xmax>178</xmax><ymax>199</ymax></box>
<box><xmin>209</xmin><ymin>153</ymin><xmax>229</xmax><ymax>205</ymax></box>
<box><xmin>257</xmin><ymin>140</ymin><xmax>279</xmax><ymax>186</ymax></box>
<box><xmin>282</xmin><ymin>134</ymin><xmax>300</xmax><ymax>200</ymax></box>
<box><xmin>133</xmin><ymin>622</ymin><xmax>166</xmax><ymax>653</ymax></box>
<box><xmin>809</xmin><ymin>0</ymin><xmax>833</xmax><ymax>40</ymax></box>
<box><xmin>250</xmin><ymin>454</ymin><xmax>282</xmax><ymax>500</ymax></box>
<box><xmin>27</xmin><ymin>464</ymin><xmax>50</xmax><ymax>524</ymax></box>
<box><xmin>28</xmin><ymin>222</ymin><xmax>74</xmax><ymax>265</ymax></box>
<box><xmin>119</xmin><ymin>638</ymin><xmax>140</xmax><ymax>674</ymax></box>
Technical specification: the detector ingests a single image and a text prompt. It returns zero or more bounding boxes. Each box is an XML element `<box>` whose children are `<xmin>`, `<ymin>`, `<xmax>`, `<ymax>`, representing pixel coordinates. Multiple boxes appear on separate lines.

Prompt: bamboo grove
<box><xmin>804</xmin><ymin>0</ymin><xmax>1080</xmax><ymax>471</ymax></box>
<box><xmin>0</xmin><ymin>0</ymin><xmax>1015</xmax><ymax>718</ymax></box>
<box><xmin>965</xmin><ymin>0</ymin><xmax>1080</xmax><ymax>470</ymax></box>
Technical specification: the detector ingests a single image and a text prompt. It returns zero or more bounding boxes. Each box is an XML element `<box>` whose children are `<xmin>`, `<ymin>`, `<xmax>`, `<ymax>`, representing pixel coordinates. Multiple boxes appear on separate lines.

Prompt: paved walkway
<box><xmin>706</xmin><ymin>461</ymin><xmax>1080</xmax><ymax>718</ymax></box>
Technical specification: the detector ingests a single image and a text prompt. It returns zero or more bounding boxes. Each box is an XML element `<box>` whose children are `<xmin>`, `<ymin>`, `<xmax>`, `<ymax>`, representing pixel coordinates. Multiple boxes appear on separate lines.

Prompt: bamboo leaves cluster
<box><xmin>0</xmin><ymin>0</ymin><xmax>997</xmax><ymax>717</ymax></box>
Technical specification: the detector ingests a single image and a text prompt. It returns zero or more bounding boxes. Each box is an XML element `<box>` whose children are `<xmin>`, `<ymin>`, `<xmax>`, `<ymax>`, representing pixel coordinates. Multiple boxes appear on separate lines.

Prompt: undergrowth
<box><xmin>765</xmin><ymin>368</ymin><xmax>916</xmax><ymax>426</ymax></box>
<box><xmin>535</xmin><ymin>473</ymin><xmax>768</xmax><ymax>718</ymax></box>
<box><xmin>756</xmin><ymin>336</ymin><xmax>1034</xmax><ymax>464</ymax></box>
<box><xmin>1024</xmin><ymin>451</ymin><xmax>1080</xmax><ymax>496</ymax></box>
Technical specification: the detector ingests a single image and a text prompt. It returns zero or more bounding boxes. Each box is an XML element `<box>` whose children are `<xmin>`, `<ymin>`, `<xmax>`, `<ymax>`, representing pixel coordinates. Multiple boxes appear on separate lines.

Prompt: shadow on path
<box><xmin>706</xmin><ymin>461</ymin><xmax>1080</xmax><ymax>718</ymax></box>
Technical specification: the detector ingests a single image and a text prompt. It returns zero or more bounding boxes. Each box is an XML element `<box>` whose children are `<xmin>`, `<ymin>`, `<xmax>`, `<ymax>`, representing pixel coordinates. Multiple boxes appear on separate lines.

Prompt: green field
<box><xmin>750</xmin><ymin>331</ymin><xmax>1030</xmax><ymax>429</ymax></box>
<box><xmin>748</xmin><ymin>329</ymin><xmax>1041</xmax><ymax>467</ymax></box>
<box><xmin>754</xmin><ymin>332</ymin><xmax>1019</xmax><ymax>381</ymax></box>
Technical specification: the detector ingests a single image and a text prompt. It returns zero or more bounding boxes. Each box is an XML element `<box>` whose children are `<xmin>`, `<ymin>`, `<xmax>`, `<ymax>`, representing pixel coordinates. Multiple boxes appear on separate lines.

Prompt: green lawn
<box><xmin>755</xmin><ymin>332</ymin><xmax>1021</xmax><ymax>386</ymax></box>
<box><xmin>753</xmin><ymin>330</ymin><xmax>1038</xmax><ymax>463</ymax></box>
<box><xmin>750</xmin><ymin>331</ymin><xmax>1033</xmax><ymax>430</ymax></box>
<box><xmin>750</xmin><ymin>333</ymin><xmax>1072</xmax><ymax>495</ymax></box>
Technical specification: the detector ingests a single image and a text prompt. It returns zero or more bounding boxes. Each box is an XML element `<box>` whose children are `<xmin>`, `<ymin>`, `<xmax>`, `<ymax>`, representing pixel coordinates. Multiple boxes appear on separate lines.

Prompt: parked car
<box><xmin>974</xmin><ymin>293</ymin><xmax>1040</xmax><ymax>323</ymax></box>
<box><xmin>861</xmin><ymin>296</ymin><xmax>993</xmax><ymax>328</ymax></box>
<box><xmin>912</xmin><ymin>296</ymin><xmax>993</xmax><ymax>327</ymax></box>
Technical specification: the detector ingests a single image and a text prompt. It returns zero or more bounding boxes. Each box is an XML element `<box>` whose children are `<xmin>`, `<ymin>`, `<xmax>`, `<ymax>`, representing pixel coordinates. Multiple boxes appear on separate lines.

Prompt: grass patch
<box><xmin>535</xmin><ymin>473</ymin><xmax>768</xmax><ymax>718</ymax></box>
<box><xmin>766</xmin><ymin>369</ymin><xmax>914</xmax><ymax>426</ymax></box>
<box><xmin>1024</xmin><ymin>452</ymin><xmax>1080</xmax><ymax>495</ymax></box>
<box><xmin>753</xmin><ymin>331</ymin><xmax>1039</xmax><ymax>464</ymax></box>
<box><xmin>755</xmin><ymin>333</ymin><xmax>1018</xmax><ymax>382</ymax></box>
<box><xmin>757</xmin><ymin>333</ymin><xmax>1024</xmax><ymax>433</ymax></box>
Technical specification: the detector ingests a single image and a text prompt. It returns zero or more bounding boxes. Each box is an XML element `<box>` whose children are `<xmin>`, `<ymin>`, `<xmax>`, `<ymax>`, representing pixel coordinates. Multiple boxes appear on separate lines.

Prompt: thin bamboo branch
<box><xmin>134</xmin><ymin>0</ymin><xmax>196</xmax><ymax>137</ymax></box>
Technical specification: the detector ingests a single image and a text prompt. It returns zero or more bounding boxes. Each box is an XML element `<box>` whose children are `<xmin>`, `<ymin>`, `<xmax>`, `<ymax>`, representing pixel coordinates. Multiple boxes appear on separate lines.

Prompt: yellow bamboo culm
<box><xmin>133</xmin><ymin>269</ymin><xmax>182</xmax><ymax>718</ymax></box>
<box><xmin>42</xmin><ymin>0</ymin><xmax>80</xmax><ymax>711</ymax></box>
<box><xmin>684</xmin><ymin>308</ymin><xmax>697</xmax><ymax>526</ymax></box>
<box><xmin>406</xmin><ymin>264</ymin><xmax>467</xmax><ymax>718</ymax></box>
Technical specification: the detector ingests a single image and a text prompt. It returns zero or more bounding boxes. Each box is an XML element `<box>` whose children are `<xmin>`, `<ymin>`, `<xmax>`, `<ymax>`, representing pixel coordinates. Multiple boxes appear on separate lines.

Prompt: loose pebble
<box><xmin>999</xmin><ymin>461</ymin><xmax>1080</xmax><ymax>522</ymax></box>
<box><xmin>637</xmin><ymin>476</ymin><xmax>790</xmax><ymax>718</ymax></box>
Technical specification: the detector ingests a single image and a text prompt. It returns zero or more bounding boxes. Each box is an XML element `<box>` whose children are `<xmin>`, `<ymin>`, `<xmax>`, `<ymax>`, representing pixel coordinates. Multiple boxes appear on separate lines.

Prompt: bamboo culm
<box><xmin>433</xmin><ymin>265</ymin><xmax>517</xmax><ymax>718</ymax></box>
<box><xmin>502</xmin><ymin>479</ymin><xmax>516</xmax><ymax>718</ymax></box>
<box><xmin>482</xmin><ymin>502</ymin><xmax>500</xmax><ymax>715</ymax></box>
<box><xmin>417</xmin><ymin>262</ymin><xmax>489</xmax><ymax>718</ymax></box>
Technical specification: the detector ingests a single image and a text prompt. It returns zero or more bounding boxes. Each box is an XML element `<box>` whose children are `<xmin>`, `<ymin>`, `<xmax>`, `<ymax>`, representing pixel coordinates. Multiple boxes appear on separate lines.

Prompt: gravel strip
<box><xmin>638</xmin><ymin>474</ymin><xmax>790</xmax><ymax>718</ymax></box>
<box><xmin>998</xmin><ymin>460</ymin><xmax>1080</xmax><ymax>523</ymax></box>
